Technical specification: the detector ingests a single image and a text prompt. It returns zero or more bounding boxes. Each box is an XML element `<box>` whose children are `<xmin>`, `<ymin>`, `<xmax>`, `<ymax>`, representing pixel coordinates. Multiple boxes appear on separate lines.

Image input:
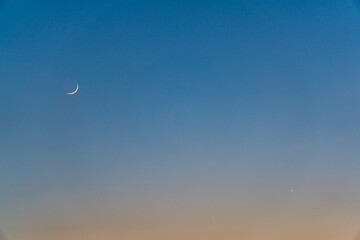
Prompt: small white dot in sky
<box><xmin>290</xmin><ymin>189</ymin><xmax>294</xmax><ymax>192</ymax></box>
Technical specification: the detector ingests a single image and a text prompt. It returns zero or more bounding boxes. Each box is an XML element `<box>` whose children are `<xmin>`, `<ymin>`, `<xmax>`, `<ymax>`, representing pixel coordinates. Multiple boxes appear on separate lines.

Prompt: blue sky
<box><xmin>1</xmin><ymin>1</ymin><xmax>360</xmax><ymax>239</ymax></box>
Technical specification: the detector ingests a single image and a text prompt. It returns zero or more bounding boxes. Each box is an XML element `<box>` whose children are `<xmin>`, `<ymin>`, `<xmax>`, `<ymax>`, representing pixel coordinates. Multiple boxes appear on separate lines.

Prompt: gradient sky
<box><xmin>2</xmin><ymin>0</ymin><xmax>360</xmax><ymax>239</ymax></box>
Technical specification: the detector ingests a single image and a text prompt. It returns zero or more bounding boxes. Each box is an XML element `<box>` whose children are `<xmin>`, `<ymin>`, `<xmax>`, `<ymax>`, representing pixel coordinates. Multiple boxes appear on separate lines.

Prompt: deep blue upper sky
<box><xmin>1</xmin><ymin>0</ymin><xmax>360</xmax><ymax>225</ymax></box>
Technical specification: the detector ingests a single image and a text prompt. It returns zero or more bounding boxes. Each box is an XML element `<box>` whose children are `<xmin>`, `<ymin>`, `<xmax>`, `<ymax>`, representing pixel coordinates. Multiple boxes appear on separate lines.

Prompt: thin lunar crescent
<box><xmin>66</xmin><ymin>83</ymin><xmax>79</xmax><ymax>95</ymax></box>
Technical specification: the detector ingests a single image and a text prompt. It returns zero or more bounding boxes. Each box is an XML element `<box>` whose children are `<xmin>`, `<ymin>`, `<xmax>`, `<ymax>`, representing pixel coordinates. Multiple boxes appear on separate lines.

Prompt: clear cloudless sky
<box><xmin>2</xmin><ymin>0</ymin><xmax>360</xmax><ymax>239</ymax></box>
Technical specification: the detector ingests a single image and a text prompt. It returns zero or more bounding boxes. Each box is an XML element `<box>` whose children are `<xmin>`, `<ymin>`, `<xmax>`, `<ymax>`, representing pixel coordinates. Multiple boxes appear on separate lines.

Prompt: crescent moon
<box><xmin>66</xmin><ymin>83</ymin><xmax>79</xmax><ymax>95</ymax></box>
